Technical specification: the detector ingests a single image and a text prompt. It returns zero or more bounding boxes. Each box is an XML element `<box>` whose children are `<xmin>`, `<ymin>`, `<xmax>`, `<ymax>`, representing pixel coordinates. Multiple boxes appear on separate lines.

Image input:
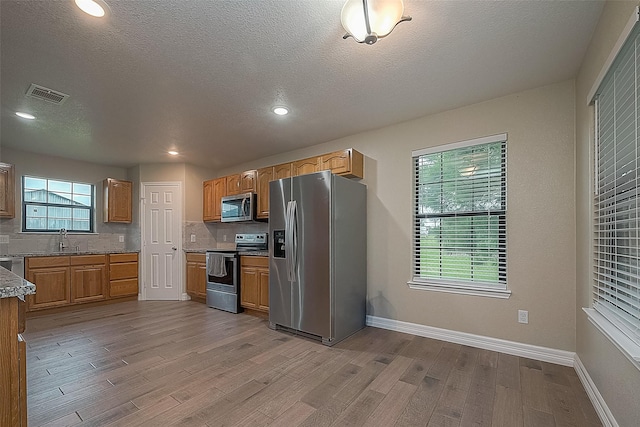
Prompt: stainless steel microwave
<box><xmin>221</xmin><ymin>192</ymin><xmax>255</xmax><ymax>222</ymax></box>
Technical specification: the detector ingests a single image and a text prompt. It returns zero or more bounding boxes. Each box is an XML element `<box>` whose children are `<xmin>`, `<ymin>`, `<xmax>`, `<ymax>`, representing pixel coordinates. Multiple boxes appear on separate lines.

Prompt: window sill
<box><xmin>18</xmin><ymin>231</ymin><xmax>99</xmax><ymax>235</ymax></box>
<box><xmin>583</xmin><ymin>307</ymin><xmax>640</xmax><ymax>371</ymax></box>
<box><xmin>407</xmin><ymin>280</ymin><xmax>511</xmax><ymax>299</ymax></box>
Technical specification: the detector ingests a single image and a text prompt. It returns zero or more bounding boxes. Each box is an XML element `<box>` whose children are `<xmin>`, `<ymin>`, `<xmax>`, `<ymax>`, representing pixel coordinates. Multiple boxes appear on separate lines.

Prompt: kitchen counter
<box><xmin>0</xmin><ymin>267</ymin><xmax>35</xmax><ymax>299</ymax></box>
<box><xmin>2</xmin><ymin>249</ymin><xmax>140</xmax><ymax>257</ymax></box>
<box><xmin>184</xmin><ymin>249</ymin><xmax>268</xmax><ymax>257</ymax></box>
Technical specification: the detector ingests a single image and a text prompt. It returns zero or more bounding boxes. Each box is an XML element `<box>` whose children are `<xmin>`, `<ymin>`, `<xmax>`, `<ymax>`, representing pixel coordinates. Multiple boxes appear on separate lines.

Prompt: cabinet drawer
<box><xmin>70</xmin><ymin>254</ymin><xmax>107</xmax><ymax>265</ymax></box>
<box><xmin>241</xmin><ymin>256</ymin><xmax>268</xmax><ymax>268</ymax></box>
<box><xmin>27</xmin><ymin>256</ymin><xmax>70</xmax><ymax>268</ymax></box>
<box><xmin>110</xmin><ymin>278</ymin><xmax>138</xmax><ymax>297</ymax></box>
<box><xmin>109</xmin><ymin>253</ymin><xmax>138</xmax><ymax>263</ymax></box>
<box><xmin>110</xmin><ymin>262</ymin><xmax>138</xmax><ymax>280</ymax></box>
<box><xmin>186</xmin><ymin>253</ymin><xmax>206</xmax><ymax>263</ymax></box>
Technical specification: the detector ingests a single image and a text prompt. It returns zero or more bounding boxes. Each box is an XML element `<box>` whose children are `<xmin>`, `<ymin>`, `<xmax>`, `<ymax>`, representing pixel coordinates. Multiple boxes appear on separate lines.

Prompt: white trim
<box><xmin>412</xmin><ymin>133</ymin><xmax>507</xmax><ymax>157</ymax></box>
<box><xmin>407</xmin><ymin>281</ymin><xmax>511</xmax><ymax>299</ymax></box>
<box><xmin>366</xmin><ymin>315</ymin><xmax>575</xmax><ymax>366</ymax></box>
<box><xmin>587</xmin><ymin>6</ymin><xmax>639</xmax><ymax>104</ymax></box>
<box><xmin>574</xmin><ymin>355</ymin><xmax>618</xmax><ymax>427</ymax></box>
<box><xmin>583</xmin><ymin>308</ymin><xmax>640</xmax><ymax>370</ymax></box>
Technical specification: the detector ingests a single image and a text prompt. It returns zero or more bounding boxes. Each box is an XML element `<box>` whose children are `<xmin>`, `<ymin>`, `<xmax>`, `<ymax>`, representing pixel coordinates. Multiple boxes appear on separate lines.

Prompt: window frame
<box><xmin>21</xmin><ymin>175</ymin><xmax>95</xmax><ymax>233</ymax></box>
<box><xmin>586</xmin><ymin>6</ymin><xmax>640</xmax><ymax>369</ymax></box>
<box><xmin>408</xmin><ymin>133</ymin><xmax>510</xmax><ymax>299</ymax></box>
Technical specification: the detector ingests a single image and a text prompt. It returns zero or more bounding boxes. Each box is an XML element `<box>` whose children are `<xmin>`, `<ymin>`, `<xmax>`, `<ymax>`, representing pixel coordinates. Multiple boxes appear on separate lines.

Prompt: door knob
<box><xmin>172</xmin><ymin>247</ymin><xmax>177</xmax><ymax>251</ymax></box>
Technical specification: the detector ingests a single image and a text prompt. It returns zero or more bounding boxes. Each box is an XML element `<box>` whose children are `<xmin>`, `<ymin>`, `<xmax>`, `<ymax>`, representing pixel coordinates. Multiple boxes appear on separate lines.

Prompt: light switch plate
<box><xmin>518</xmin><ymin>310</ymin><xmax>529</xmax><ymax>324</ymax></box>
<box><xmin>0</xmin><ymin>235</ymin><xmax>8</xmax><ymax>244</ymax></box>
<box><xmin>190</xmin><ymin>234</ymin><xmax>196</xmax><ymax>242</ymax></box>
<box><xmin>118</xmin><ymin>235</ymin><xmax>125</xmax><ymax>243</ymax></box>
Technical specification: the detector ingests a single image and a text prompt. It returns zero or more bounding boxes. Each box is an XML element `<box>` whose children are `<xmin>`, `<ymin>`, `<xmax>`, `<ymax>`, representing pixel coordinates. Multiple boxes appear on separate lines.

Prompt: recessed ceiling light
<box><xmin>75</xmin><ymin>0</ymin><xmax>108</xmax><ymax>18</ymax></box>
<box><xmin>168</xmin><ymin>150</ymin><xmax>179</xmax><ymax>156</ymax></box>
<box><xmin>273</xmin><ymin>107</ymin><xmax>289</xmax><ymax>116</ymax></box>
<box><xmin>15</xmin><ymin>112</ymin><xmax>36</xmax><ymax>120</ymax></box>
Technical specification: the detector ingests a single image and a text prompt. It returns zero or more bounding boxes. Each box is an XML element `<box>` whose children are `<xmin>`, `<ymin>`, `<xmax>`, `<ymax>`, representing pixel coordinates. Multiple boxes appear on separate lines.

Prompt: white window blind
<box><xmin>412</xmin><ymin>136</ymin><xmax>507</xmax><ymax>291</ymax></box>
<box><xmin>594</xmin><ymin>26</ymin><xmax>640</xmax><ymax>346</ymax></box>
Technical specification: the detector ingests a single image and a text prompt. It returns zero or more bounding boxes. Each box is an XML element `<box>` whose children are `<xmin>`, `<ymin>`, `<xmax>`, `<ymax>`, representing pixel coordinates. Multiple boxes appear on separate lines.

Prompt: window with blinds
<box><xmin>593</xmin><ymin>26</ymin><xmax>640</xmax><ymax>346</ymax></box>
<box><xmin>412</xmin><ymin>135</ymin><xmax>507</xmax><ymax>292</ymax></box>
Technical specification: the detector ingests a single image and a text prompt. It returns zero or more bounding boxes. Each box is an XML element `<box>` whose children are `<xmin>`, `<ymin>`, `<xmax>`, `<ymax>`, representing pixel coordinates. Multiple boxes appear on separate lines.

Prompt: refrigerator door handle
<box><xmin>285</xmin><ymin>201</ymin><xmax>294</xmax><ymax>281</ymax></box>
<box><xmin>291</xmin><ymin>200</ymin><xmax>298</xmax><ymax>282</ymax></box>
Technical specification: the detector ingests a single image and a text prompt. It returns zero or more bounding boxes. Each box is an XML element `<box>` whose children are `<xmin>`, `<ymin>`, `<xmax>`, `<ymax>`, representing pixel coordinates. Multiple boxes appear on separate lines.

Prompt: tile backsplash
<box><xmin>183</xmin><ymin>221</ymin><xmax>268</xmax><ymax>250</ymax></box>
<box><xmin>0</xmin><ymin>217</ymin><xmax>138</xmax><ymax>255</ymax></box>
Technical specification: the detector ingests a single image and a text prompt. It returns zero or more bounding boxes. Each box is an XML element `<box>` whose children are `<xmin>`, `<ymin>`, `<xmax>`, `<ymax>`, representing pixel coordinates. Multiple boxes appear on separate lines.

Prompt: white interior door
<box><xmin>142</xmin><ymin>182</ymin><xmax>182</xmax><ymax>300</ymax></box>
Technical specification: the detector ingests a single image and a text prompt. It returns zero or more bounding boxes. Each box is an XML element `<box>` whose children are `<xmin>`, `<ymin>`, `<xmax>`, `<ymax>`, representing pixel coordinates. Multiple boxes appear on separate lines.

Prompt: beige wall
<box><xmin>575</xmin><ymin>2</ymin><xmax>640</xmax><ymax>426</ymax></box>
<box><xmin>219</xmin><ymin>79</ymin><xmax>577</xmax><ymax>351</ymax></box>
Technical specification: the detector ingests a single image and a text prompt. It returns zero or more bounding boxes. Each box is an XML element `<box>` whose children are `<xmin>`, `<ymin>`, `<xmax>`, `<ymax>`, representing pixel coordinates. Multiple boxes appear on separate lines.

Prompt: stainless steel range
<box><xmin>205</xmin><ymin>233</ymin><xmax>267</xmax><ymax>313</ymax></box>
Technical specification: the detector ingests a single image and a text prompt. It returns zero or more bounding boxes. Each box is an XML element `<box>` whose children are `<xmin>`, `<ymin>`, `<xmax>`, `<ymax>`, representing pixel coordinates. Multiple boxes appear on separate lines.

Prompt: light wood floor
<box><xmin>22</xmin><ymin>301</ymin><xmax>601</xmax><ymax>427</ymax></box>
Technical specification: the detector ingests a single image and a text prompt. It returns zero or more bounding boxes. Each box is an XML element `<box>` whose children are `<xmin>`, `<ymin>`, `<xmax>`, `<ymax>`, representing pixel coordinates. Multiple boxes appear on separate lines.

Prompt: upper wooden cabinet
<box><xmin>256</xmin><ymin>167</ymin><xmax>273</xmax><ymax>220</ymax></box>
<box><xmin>226</xmin><ymin>174</ymin><xmax>241</xmax><ymax>196</ymax></box>
<box><xmin>273</xmin><ymin>163</ymin><xmax>292</xmax><ymax>180</ymax></box>
<box><xmin>203</xmin><ymin>148</ymin><xmax>363</xmax><ymax>221</ymax></box>
<box><xmin>320</xmin><ymin>149</ymin><xmax>364</xmax><ymax>179</ymax></box>
<box><xmin>0</xmin><ymin>162</ymin><xmax>15</xmax><ymax>218</ymax></box>
<box><xmin>240</xmin><ymin>170</ymin><xmax>256</xmax><ymax>193</ymax></box>
<box><xmin>103</xmin><ymin>178</ymin><xmax>132</xmax><ymax>223</ymax></box>
<box><xmin>203</xmin><ymin>179</ymin><xmax>215</xmax><ymax>221</ymax></box>
<box><xmin>203</xmin><ymin>177</ymin><xmax>226</xmax><ymax>222</ymax></box>
<box><xmin>292</xmin><ymin>157</ymin><xmax>320</xmax><ymax>176</ymax></box>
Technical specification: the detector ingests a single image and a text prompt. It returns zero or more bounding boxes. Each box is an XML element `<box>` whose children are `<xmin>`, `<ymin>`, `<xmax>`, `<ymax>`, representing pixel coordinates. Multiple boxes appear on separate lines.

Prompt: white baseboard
<box><xmin>181</xmin><ymin>293</ymin><xmax>191</xmax><ymax>301</ymax></box>
<box><xmin>573</xmin><ymin>355</ymin><xmax>618</xmax><ymax>427</ymax></box>
<box><xmin>365</xmin><ymin>315</ymin><xmax>575</xmax><ymax>366</ymax></box>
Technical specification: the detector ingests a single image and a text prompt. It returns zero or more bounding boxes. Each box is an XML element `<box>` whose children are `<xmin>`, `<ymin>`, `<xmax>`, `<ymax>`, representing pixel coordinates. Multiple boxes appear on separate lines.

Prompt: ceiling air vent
<box><xmin>25</xmin><ymin>84</ymin><xmax>69</xmax><ymax>105</ymax></box>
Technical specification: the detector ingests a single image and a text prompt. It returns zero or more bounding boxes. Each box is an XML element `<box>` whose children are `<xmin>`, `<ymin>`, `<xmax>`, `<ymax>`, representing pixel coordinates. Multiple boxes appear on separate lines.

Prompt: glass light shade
<box><xmin>341</xmin><ymin>0</ymin><xmax>405</xmax><ymax>43</ymax></box>
<box><xmin>75</xmin><ymin>0</ymin><xmax>106</xmax><ymax>17</ymax></box>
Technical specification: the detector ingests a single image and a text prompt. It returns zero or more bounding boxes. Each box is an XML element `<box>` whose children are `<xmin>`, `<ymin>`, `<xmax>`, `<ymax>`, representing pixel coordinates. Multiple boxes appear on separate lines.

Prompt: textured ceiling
<box><xmin>0</xmin><ymin>0</ymin><xmax>604</xmax><ymax>169</ymax></box>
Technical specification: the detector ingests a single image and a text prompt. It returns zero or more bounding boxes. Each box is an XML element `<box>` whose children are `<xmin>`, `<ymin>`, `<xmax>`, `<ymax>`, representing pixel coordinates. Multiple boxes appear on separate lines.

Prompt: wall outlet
<box><xmin>118</xmin><ymin>235</ymin><xmax>125</xmax><ymax>243</ymax></box>
<box><xmin>518</xmin><ymin>310</ymin><xmax>529</xmax><ymax>324</ymax></box>
<box><xmin>190</xmin><ymin>234</ymin><xmax>196</xmax><ymax>243</ymax></box>
<box><xmin>223</xmin><ymin>235</ymin><xmax>227</xmax><ymax>242</ymax></box>
<box><xmin>0</xmin><ymin>235</ymin><xmax>9</xmax><ymax>244</ymax></box>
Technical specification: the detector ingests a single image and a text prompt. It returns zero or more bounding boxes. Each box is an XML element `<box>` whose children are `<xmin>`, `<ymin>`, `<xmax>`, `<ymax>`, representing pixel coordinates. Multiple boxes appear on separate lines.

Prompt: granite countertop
<box><xmin>3</xmin><ymin>250</ymin><xmax>140</xmax><ymax>258</ymax></box>
<box><xmin>0</xmin><ymin>267</ymin><xmax>35</xmax><ymax>299</ymax></box>
<box><xmin>184</xmin><ymin>249</ymin><xmax>268</xmax><ymax>257</ymax></box>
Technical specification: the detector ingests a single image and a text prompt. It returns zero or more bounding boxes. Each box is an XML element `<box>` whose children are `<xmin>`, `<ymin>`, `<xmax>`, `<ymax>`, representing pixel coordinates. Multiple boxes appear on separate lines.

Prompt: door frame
<box><xmin>139</xmin><ymin>181</ymin><xmax>184</xmax><ymax>301</ymax></box>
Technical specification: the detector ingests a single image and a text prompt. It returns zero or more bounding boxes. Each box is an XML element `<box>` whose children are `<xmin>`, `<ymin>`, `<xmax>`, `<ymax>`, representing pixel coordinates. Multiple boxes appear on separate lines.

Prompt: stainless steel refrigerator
<box><xmin>269</xmin><ymin>170</ymin><xmax>367</xmax><ymax>346</ymax></box>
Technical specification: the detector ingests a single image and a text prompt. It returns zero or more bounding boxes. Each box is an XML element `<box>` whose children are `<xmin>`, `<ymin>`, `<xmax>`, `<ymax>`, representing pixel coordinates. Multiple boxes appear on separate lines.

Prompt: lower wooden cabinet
<box><xmin>26</xmin><ymin>253</ymin><xmax>137</xmax><ymax>312</ymax></box>
<box><xmin>0</xmin><ymin>296</ymin><xmax>28</xmax><ymax>426</ymax></box>
<box><xmin>186</xmin><ymin>253</ymin><xmax>207</xmax><ymax>300</ymax></box>
<box><xmin>109</xmin><ymin>253</ymin><xmax>139</xmax><ymax>298</ymax></box>
<box><xmin>240</xmin><ymin>256</ymin><xmax>269</xmax><ymax>312</ymax></box>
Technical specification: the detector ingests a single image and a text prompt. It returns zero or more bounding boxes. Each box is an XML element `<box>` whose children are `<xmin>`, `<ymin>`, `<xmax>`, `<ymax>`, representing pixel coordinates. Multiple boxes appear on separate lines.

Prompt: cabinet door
<box><xmin>196</xmin><ymin>262</ymin><xmax>207</xmax><ymax>297</ymax></box>
<box><xmin>71</xmin><ymin>264</ymin><xmax>106</xmax><ymax>303</ymax></box>
<box><xmin>292</xmin><ymin>157</ymin><xmax>319</xmax><ymax>176</ymax></box>
<box><xmin>240</xmin><ymin>267</ymin><xmax>258</xmax><ymax>309</ymax></box>
<box><xmin>0</xmin><ymin>162</ymin><xmax>15</xmax><ymax>218</ymax></box>
<box><xmin>240</xmin><ymin>170</ymin><xmax>257</xmax><ymax>193</ymax></box>
<box><xmin>203</xmin><ymin>180</ymin><xmax>215</xmax><ymax>221</ymax></box>
<box><xmin>226</xmin><ymin>174</ymin><xmax>241</xmax><ymax>196</ymax></box>
<box><xmin>212</xmin><ymin>177</ymin><xmax>226</xmax><ymax>221</ymax></box>
<box><xmin>256</xmin><ymin>167</ymin><xmax>273</xmax><ymax>219</ymax></box>
<box><xmin>104</xmin><ymin>178</ymin><xmax>132</xmax><ymax>223</ymax></box>
<box><xmin>186</xmin><ymin>261</ymin><xmax>201</xmax><ymax>296</ymax></box>
<box><xmin>321</xmin><ymin>149</ymin><xmax>364</xmax><ymax>179</ymax></box>
<box><xmin>26</xmin><ymin>267</ymin><xmax>70</xmax><ymax>310</ymax></box>
<box><xmin>258</xmin><ymin>269</ymin><xmax>269</xmax><ymax>311</ymax></box>
<box><xmin>273</xmin><ymin>163</ymin><xmax>292</xmax><ymax>180</ymax></box>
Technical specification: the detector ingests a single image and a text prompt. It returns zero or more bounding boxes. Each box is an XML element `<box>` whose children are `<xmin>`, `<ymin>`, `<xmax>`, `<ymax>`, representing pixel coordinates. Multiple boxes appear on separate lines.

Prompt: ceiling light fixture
<box><xmin>341</xmin><ymin>0</ymin><xmax>412</xmax><ymax>45</ymax></box>
<box><xmin>74</xmin><ymin>0</ymin><xmax>109</xmax><ymax>18</ymax></box>
<box><xmin>15</xmin><ymin>112</ymin><xmax>36</xmax><ymax>120</ymax></box>
<box><xmin>168</xmin><ymin>150</ymin><xmax>179</xmax><ymax>156</ymax></box>
<box><xmin>273</xmin><ymin>107</ymin><xmax>289</xmax><ymax>116</ymax></box>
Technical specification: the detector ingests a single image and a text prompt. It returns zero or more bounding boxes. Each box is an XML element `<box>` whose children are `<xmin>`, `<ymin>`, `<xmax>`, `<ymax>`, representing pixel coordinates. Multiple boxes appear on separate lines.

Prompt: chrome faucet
<box><xmin>59</xmin><ymin>228</ymin><xmax>67</xmax><ymax>251</ymax></box>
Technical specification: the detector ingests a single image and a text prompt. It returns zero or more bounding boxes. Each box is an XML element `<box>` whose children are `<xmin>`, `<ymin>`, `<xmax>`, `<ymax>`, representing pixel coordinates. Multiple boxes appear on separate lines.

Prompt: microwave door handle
<box><xmin>241</xmin><ymin>198</ymin><xmax>246</xmax><ymax>217</ymax></box>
